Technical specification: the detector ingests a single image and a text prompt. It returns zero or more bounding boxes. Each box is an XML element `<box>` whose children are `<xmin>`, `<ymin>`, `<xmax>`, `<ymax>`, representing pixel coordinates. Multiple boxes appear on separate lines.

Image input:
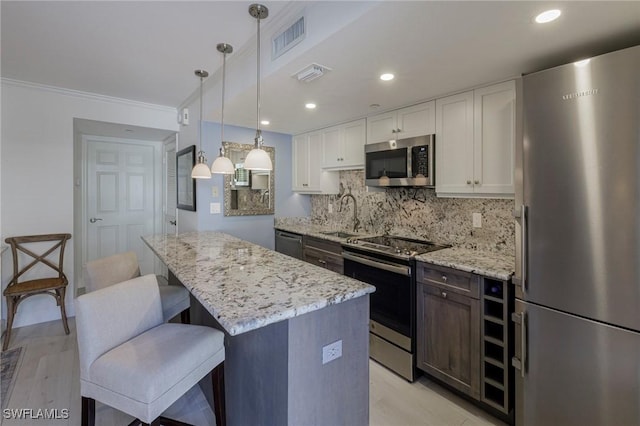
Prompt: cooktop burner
<box><xmin>343</xmin><ymin>235</ymin><xmax>449</xmax><ymax>259</ymax></box>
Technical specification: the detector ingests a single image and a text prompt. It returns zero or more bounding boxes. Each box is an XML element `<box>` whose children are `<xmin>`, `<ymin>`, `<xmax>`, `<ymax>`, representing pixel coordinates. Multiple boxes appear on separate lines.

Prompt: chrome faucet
<box><xmin>338</xmin><ymin>188</ymin><xmax>360</xmax><ymax>233</ymax></box>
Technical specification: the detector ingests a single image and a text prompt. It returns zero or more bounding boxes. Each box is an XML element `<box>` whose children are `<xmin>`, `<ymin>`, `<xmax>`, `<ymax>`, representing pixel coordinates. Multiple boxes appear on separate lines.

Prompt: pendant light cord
<box><xmin>221</xmin><ymin>49</ymin><xmax>226</xmax><ymax>152</ymax></box>
<box><xmin>255</xmin><ymin>8</ymin><xmax>262</xmax><ymax>148</ymax></box>
<box><xmin>199</xmin><ymin>73</ymin><xmax>204</xmax><ymax>154</ymax></box>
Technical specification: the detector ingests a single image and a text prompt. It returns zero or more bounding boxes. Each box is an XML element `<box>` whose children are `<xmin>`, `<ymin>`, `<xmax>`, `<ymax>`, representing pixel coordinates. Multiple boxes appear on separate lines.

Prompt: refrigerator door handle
<box><xmin>512</xmin><ymin>205</ymin><xmax>528</xmax><ymax>294</ymax></box>
<box><xmin>511</xmin><ymin>311</ymin><xmax>527</xmax><ymax>378</ymax></box>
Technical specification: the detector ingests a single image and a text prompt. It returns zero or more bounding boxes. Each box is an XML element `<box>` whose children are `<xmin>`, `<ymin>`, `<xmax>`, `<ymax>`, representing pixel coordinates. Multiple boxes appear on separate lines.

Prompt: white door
<box><xmin>164</xmin><ymin>136</ymin><xmax>177</xmax><ymax>235</ymax></box>
<box><xmin>85</xmin><ymin>138</ymin><xmax>158</xmax><ymax>275</ymax></box>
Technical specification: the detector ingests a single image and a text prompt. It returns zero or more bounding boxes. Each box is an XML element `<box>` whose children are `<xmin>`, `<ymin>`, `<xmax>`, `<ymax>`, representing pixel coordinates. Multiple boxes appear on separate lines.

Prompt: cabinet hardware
<box><xmin>466</xmin><ymin>180</ymin><xmax>472</xmax><ymax>185</ymax></box>
<box><xmin>441</xmin><ymin>275</ymin><xmax>448</xmax><ymax>282</ymax></box>
<box><xmin>169</xmin><ymin>220</ymin><xmax>177</xmax><ymax>225</ymax></box>
<box><xmin>391</xmin><ymin>129</ymin><xmax>396</xmax><ymax>133</ymax></box>
<box><xmin>396</xmin><ymin>128</ymin><xmax>402</xmax><ymax>133</ymax></box>
<box><xmin>318</xmin><ymin>259</ymin><xmax>327</xmax><ymax>265</ymax></box>
<box><xmin>474</xmin><ymin>180</ymin><xmax>480</xmax><ymax>184</ymax></box>
<box><xmin>441</xmin><ymin>291</ymin><xmax>447</xmax><ymax>298</ymax></box>
<box><xmin>89</xmin><ymin>217</ymin><xmax>103</xmax><ymax>223</ymax></box>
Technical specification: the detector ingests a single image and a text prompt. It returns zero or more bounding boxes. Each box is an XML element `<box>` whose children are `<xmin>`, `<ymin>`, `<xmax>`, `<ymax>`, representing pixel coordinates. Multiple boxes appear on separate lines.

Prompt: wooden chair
<box><xmin>3</xmin><ymin>233</ymin><xmax>72</xmax><ymax>350</ymax></box>
<box><xmin>75</xmin><ymin>275</ymin><xmax>225</xmax><ymax>426</ymax></box>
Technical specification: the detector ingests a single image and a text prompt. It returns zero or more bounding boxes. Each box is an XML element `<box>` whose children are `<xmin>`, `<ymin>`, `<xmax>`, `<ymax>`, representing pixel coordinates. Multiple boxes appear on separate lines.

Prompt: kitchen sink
<box><xmin>319</xmin><ymin>231</ymin><xmax>358</xmax><ymax>239</ymax></box>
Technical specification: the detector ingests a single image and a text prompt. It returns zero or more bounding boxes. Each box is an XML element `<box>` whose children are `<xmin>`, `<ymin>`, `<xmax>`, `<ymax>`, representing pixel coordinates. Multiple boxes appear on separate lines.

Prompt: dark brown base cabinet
<box><xmin>302</xmin><ymin>236</ymin><xmax>344</xmax><ymax>275</ymax></box>
<box><xmin>416</xmin><ymin>264</ymin><xmax>481</xmax><ymax>399</ymax></box>
<box><xmin>417</xmin><ymin>262</ymin><xmax>513</xmax><ymax>422</ymax></box>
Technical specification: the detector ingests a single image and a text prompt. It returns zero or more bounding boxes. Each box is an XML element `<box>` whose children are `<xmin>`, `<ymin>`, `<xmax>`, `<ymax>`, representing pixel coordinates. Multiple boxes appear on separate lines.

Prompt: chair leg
<box><xmin>3</xmin><ymin>296</ymin><xmax>17</xmax><ymax>351</ymax></box>
<box><xmin>180</xmin><ymin>308</ymin><xmax>190</xmax><ymax>324</ymax></box>
<box><xmin>57</xmin><ymin>287</ymin><xmax>70</xmax><ymax>335</ymax></box>
<box><xmin>82</xmin><ymin>397</ymin><xmax>95</xmax><ymax>426</ymax></box>
<box><xmin>212</xmin><ymin>362</ymin><xmax>226</xmax><ymax>426</ymax></box>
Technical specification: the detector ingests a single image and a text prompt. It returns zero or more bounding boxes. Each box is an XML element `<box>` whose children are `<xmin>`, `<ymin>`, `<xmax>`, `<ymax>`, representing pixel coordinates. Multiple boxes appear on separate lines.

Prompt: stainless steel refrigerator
<box><xmin>514</xmin><ymin>45</ymin><xmax>640</xmax><ymax>425</ymax></box>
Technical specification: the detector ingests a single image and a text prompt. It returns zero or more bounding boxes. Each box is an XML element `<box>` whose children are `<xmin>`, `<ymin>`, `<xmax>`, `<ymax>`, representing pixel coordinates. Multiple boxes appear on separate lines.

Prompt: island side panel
<box><xmin>288</xmin><ymin>295</ymin><xmax>370</xmax><ymax>426</ymax></box>
<box><xmin>224</xmin><ymin>320</ymin><xmax>290</xmax><ymax>426</ymax></box>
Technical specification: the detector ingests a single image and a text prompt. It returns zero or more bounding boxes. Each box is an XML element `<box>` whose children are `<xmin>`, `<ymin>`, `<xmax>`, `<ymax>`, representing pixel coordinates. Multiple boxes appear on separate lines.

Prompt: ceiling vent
<box><xmin>293</xmin><ymin>63</ymin><xmax>332</xmax><ymax>83</ymax></box>
<box><xmin>272</xmin><ymin>15</ymin><xmax>305</xmax><ymax>60</ymax></box>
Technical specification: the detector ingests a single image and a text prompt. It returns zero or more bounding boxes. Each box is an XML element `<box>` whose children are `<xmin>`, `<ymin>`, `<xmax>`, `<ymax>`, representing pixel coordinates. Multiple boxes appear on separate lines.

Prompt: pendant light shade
<box><xmin>192</xmin><ymin>69</ymin><xmax>212</xmax><ymax>179</ymax></box>
<box><xmin>211</xmin><ymin>43</ymin><xmax>236</xmax><ymax>175</ymax></box>
<box><xmin>245</xmin><ymin>4</ymin><xmax>272</xmax><ymax>171</ymax></box>
<box><xmin>211</xmin><ymin>149</ymin><xmax>235</xmax><ymax>174</ymax></box>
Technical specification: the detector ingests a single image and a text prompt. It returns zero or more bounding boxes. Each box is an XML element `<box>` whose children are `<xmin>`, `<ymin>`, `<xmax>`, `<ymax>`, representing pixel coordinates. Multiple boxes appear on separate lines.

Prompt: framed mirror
<box><xmin>176</xmin><ymin>145</ymin><xmax>196</xmax><ymax>211</ymax></box>
<box><xmin>223</xmin><ymin>141</ymin><xmax>275</xmax><ymax>216</ymax></box>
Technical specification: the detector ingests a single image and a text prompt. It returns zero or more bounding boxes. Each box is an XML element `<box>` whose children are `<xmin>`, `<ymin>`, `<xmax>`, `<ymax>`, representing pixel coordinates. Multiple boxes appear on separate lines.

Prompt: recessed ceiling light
<box><xmin>261</xmin><ymin>120</ymin><xmax>270</xmax><ymax>126</ymax></box>
<box><xmin>535</xmin><ymin>9</ymin><xmax>561</xmax><ymax>24</ymax></box>
<box><xmin>305</xmin><ymin>103</ymin><xmax>317</xmax><ymax>109</ymax></box>
<box><xmin>380</xmin><ymin>73</ymin><xmax>394</xmax><ymax>81</ymax></box>
<box><xmin>369</xmin><ymin>103</ymin><xmax>381</xmax><ymax>109</ymax></box>
<box><xmin>574</xmin><ymin>59</ymin><xmax>591</xmax><ymax>67</ymax></box>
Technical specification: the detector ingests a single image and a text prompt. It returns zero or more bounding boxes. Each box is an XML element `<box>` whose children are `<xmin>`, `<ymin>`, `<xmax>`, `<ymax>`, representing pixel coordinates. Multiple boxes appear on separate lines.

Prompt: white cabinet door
<box><xmin>436</xmin><ymin>81</ymin><xmax>515</xmax><ymax>197</ymax></box>
<box><xmin>322</xmin><ymin>125</ymin><xmax>342</xmax><ymax>168</ymax></box>
<box><xmin>307</xmin><ymin>131</ymin><xmax>323</xmax><ymax>190</ymax></box>
<box><xmin>292</xmin><ymin>134</ymin><xmax>310</xmax><ymax>191</ymax></box>
<box><xmin>473</xmin><ymin>80</ymin><xmax>515</xmax><ymax>195</ymax></box>
<box><xmin>367</xmin><ymin>102</ymin><xmax>435</xmax><ymax>144</ymax></box>
<box><xmin>292</xmin><ymin>132</ymin><xmax>339</xmax><ymax>194</ymax></box>
<box><xmin>340</xmin><ymin>119</ymin><xmax>366</xmax><ymax>168</ymax></box>
<box><xmin>436</xmin><ymin>91</ymin><xmax>475</xmax><ymax>194</ymax></box>
<box><xmin>366</xmin><ymin>111</ymin><xmax>397</xmax><ymax>144</ymax></box>
<box><xmin>321</xmin><ymin>119</ymin><xmax>365</xmax><ymax>169</ymax></box>
<box><xmin>397</xmin><ymin>101</ymin><xmax>436</xmax><ymax>139</ymax></box>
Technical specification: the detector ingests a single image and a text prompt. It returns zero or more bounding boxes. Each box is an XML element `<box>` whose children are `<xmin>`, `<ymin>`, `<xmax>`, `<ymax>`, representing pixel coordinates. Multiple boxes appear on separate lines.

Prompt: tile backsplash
<box><xmin>309</xmin><ymin>170</ymin><xmax>515</xmax><ymax>253</ymax></box>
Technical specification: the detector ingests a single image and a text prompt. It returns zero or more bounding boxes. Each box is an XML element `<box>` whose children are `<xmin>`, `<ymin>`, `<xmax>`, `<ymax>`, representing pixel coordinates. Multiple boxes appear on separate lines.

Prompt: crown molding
<box><xmin>1</xmin><ymin>78</ymin><xmax>177</xmax><ymax>114</ymax></box>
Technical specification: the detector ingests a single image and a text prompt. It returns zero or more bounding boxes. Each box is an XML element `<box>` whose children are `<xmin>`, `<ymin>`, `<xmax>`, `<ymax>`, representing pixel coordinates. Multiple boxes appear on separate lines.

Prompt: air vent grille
<box><xmin>272</xmin><ymin>16</ymin><xmax>305</xmax><ymax>60</ymax></box>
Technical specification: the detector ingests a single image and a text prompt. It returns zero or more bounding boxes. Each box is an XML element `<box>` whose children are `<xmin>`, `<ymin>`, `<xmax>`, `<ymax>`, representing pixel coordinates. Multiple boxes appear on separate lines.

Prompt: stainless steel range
<box><xmin>342</xmin><ymin>235</ymin><xmax>448</xmax><ymax>381</ymax></box>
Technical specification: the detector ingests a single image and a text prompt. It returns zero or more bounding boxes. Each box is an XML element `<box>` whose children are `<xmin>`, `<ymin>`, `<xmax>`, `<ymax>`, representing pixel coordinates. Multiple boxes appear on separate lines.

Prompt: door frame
<box><xmin>75</xmin><ymin>135</ymin><xmax>163</xmax><ymax>292</ymax></box>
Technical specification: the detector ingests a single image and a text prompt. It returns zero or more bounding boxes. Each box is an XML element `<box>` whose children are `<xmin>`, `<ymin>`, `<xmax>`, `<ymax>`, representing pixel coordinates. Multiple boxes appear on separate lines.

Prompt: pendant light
<box><xmin>244</xmin><ymin>4</ymin><xmax>273</xmax><ymax>171</ymax></box>
<box><xmin>191</xmin><ymin>69</ymin><xmax>212</xmax><ymax>179</ymax></box>
<box><xmin>210</xmin><ymin>43</ymin><xmax>236</xmax><ymax>174</ymax></box>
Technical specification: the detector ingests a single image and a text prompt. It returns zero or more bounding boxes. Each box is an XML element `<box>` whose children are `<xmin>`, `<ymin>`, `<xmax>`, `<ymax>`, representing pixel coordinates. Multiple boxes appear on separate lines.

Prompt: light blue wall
<box><xmin>193</xmin><ymin>122</ymin><xmax>310</xmax><ymax>249</ymax></box>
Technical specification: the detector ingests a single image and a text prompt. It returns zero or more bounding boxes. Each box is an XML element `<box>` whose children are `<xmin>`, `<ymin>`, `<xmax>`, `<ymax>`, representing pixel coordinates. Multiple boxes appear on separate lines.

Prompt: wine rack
<box><xmin>480</xmin><ymin>277</ymin><xmax>513</xmax><ymax>417</ymax></box>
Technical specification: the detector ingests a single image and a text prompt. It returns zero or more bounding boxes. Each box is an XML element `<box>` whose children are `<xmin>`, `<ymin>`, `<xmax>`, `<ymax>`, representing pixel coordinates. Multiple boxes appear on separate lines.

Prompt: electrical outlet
<box><xmin>211</xmin><ymin>186</ymin><xmax>219</xmax><ymax>198</ymax></box>
<box><xmin>472</xmin><ymin>212</ymin><xmax>482</xmax><ymax>228</ymax></box>
<box><xmin>328</xmin><ymin>203</ymin><xmax>333</xmax><ymax>214</ymax></box>
<box><xmin>210</xmin><ymin>202</ymin><xmax>221</xmax><ymax>214</ymax></box>
<box><xmin>322</xmin><ymin>340</ymin><xmax>342</xmax><ymax>365</ymax></box>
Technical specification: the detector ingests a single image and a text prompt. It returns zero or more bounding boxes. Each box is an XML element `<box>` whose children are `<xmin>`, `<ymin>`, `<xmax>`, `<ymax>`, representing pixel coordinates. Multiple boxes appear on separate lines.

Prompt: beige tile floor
<box><xmin>1</xmin><ymin>319</ymin><xmax>505</xmax><ymax>426</ymax></box>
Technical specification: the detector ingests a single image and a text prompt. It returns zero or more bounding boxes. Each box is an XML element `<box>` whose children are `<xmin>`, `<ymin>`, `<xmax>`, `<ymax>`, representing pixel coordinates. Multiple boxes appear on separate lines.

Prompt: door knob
<box><xmin>169</xmin><ymin>220</ymin><xmax>177</xmax><ymax>226</ymax></box>
<box><xmin>89</xmin><ymin>217</ymin><xmax>103</xmax><ymax>223</ymax></box>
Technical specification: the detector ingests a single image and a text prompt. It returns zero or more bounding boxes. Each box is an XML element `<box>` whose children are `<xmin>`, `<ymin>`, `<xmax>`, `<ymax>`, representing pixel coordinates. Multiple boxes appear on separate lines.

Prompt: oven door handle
<box><xmin>342</xmin><ymin>252</ymin><xmax>410</xmax><ymax>277</ymax></box>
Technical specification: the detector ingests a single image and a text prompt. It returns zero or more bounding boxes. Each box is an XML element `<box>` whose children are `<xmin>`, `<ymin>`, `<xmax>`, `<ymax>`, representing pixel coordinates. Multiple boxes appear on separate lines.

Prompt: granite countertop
<box><xmin>416</xmin><ymin>247</ymin><xmax>515</xmax><ymax>281</ymax></box>
<box><xmin>274</xmin><ymin>222</ymin><xmax>377</xmax><ymax>243</ymax></box>
<box><xmin>142</xmin><ymin>231</ymin><xmax>375</xmax><ymax>336</ymax></box>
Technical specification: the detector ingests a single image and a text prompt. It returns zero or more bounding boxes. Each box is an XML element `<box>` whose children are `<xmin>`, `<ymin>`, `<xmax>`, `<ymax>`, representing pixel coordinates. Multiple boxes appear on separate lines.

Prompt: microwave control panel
<box><xmin>411</xmin><ymin>145</ymin><xmax>429</xmax><ymax>177</ymax></box>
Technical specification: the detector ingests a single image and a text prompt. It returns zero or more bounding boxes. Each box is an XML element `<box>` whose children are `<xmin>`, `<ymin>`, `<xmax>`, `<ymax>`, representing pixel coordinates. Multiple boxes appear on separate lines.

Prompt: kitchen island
<box><xmin>142</xmin><ymin>231</ymin><xmax>375</xmax><ymax>426</ymax></box>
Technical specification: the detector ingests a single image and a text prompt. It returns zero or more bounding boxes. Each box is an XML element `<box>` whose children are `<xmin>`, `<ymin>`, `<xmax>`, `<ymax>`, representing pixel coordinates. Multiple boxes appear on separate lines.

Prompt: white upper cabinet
<box><xmin>292</xmin><ymin>131</ymin><xmax>339</xmax><ymax>194</ymax></box>
<box><xmin>367</xmin><ymin>101</ymin><xmax>436</xmax><ymax>144</ymax></box>
<box><xmin>435</xmin><ymin>80</ymin><xmax>515</xmax><ymax>197</ymax></box>
<box><xmin>322</xmin><ymin>119</ymin><xmax>366</xmax><ymax>169</ymax></box>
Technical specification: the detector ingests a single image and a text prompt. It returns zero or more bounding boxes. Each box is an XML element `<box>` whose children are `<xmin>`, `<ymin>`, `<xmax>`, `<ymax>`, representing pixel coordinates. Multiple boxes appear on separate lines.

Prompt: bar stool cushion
<box><xmin>158</xmin><ymin>285</ymin><xmax>191</xmax><ymax>323</ymax></box>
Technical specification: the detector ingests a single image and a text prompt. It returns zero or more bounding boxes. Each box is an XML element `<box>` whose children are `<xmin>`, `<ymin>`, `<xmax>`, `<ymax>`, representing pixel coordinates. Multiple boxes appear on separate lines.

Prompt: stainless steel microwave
<box><xmin>365</xmin><ymin>135</ymin><xmax>435</xmax><ymax>187</ymax></box>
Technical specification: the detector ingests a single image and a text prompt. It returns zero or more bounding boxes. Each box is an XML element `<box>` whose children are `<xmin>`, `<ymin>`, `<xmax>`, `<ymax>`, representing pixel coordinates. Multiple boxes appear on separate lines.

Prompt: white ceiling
<box><xmin>3</xmin><ymin>1</ymin><xmax>640</xmax><ymax>136</ymax></box>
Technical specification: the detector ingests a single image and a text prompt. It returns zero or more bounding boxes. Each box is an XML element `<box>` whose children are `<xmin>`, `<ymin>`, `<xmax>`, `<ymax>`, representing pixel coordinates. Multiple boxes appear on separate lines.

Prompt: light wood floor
<box><xmin>2</xmin><ymin>319</ymin><xmax>505</xmax><ymax>426</ymax></box>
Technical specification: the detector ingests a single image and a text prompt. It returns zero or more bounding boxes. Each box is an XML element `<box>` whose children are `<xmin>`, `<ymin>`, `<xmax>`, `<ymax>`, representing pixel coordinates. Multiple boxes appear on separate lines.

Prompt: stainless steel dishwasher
<box><xmin>275</xmin><ymin>230</ymin><xmax>303</xmax><ymax>259</ymax></box>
